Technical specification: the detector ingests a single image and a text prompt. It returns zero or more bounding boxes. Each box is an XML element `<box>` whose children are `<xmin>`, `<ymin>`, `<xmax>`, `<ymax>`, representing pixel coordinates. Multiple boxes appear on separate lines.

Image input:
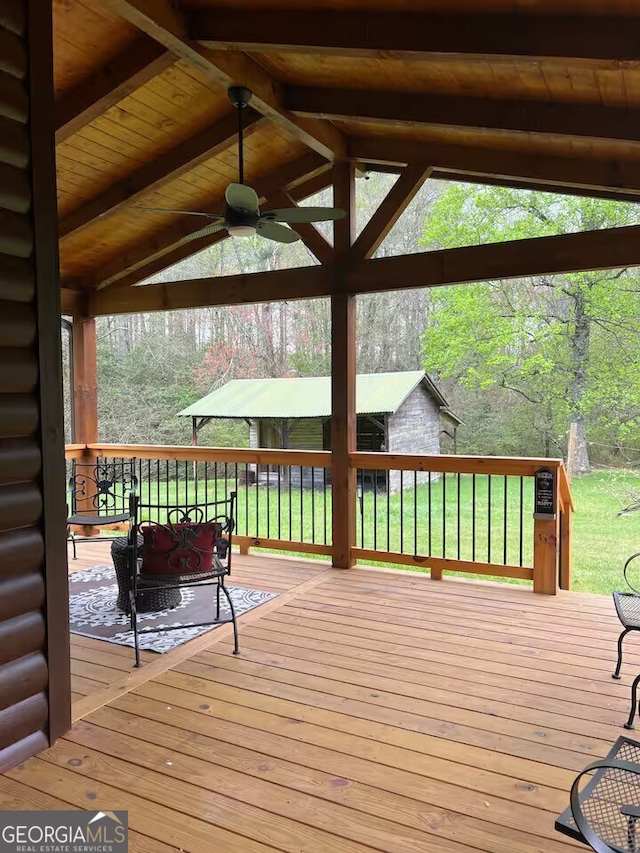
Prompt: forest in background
<box><xmin>66</xmin><ymin>173</ymin><xmax>640</xmax><ymax>472</ymax></box>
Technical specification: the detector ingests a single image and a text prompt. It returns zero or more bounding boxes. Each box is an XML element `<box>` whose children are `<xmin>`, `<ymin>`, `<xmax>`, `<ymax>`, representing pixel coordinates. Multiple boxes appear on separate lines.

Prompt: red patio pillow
<box><xmin>140</xmin><ymin>521</ymin><xmax>219</xmax><ymax>575</ymax></box>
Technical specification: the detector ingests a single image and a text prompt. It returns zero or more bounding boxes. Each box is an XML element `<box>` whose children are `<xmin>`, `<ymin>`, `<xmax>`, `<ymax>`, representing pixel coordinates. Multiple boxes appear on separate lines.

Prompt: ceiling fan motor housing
<box><xmin>228</xmin><ymin>86</ymin><xmax>253</xmax><ymax>110</ymax></box>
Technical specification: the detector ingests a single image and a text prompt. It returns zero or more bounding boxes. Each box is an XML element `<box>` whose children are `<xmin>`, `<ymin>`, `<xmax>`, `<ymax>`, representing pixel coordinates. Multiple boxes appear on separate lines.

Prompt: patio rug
<box><xmin>68</xmin><ymin>564</ymin><xmax>277</xmax><ymax>654</ymax></box>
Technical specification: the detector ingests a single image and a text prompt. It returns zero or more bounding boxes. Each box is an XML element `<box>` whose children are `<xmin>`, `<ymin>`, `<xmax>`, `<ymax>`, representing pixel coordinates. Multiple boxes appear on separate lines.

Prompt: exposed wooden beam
<box><xmin>287</xmin><ymin>86</ymin><xmax>640</xmax><ymax>146</ymax></box>
<box><xmin>349</xmin><ymin>136</ymin><xmax>640</xmax><ymax>200</ymax></box>
<box><xmin>347</xmin><ymin>223</ymin><xmax>640</xmax><ymax>294</ymax></box>
<box><xmin>190</xmin><ymin>8</ymin><xmax>640</xmax><ymax>67</ymax></box>
<box><xmin>59</xmin><ymin>110</ymin><xmax>263</xmax><ymax>239</ymax></box>
<box><xmin>268</xmin><ymin>190</ymin><xmax>334</xmax><ymax>265</ymax></box>
<box><xmin>55</xmin><ymin>37</ymin><xmax>174</xmax><ymax>143</ymax></box>
<box><xmin>90</xmin><ymin>221</ymin><xmax>640</xmax><ymax>315</ymax></box>
<box><xmin>60</xmin><ymin>287</ymin><xmax>86</xmax><ymax>316</ymax></box>
<box><xmin>96</xmin><ymin>230</ymin><xmax>230</xmax><ymax>293</ymax></box>
<box><xmin>89</xmin><ymin>265</ymin><xmax>333</xmax><ymax>315</ymax></box>
<box><xmin>431</xmin><ymin>170</ymin><xmax>640</xmax><ymax>205</ymax></box>
<box><xmin>90</xmin><ymin>169</ymin><xmax>333</xmax><ymax>293</ymax></box>
<box><xmin>102</xmin><ymin>0</ymin><xmax>345</xmax><ymax>160</ymax></box>
<box><xmin>351</xmin><ymin>163</ymin><xmax>432</xmax><ymax>261</ymax></box>
<box><xmin>82</xmin><ymin>152</ymin><xmax>328</xmax><ymax>290</ymax></box>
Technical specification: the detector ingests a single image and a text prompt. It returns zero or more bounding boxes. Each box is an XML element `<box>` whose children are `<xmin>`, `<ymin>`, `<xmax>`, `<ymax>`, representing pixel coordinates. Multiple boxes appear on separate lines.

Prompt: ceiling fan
<box><xmin>135</xmin><ymin>86</ymin><xmax>345</xmax><ymax>244</ymax></box>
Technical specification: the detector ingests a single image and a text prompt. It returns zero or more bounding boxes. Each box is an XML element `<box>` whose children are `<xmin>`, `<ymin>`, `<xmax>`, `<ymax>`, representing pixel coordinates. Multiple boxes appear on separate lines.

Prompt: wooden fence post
<box><xmin>533</xmin><ymin>518</ymin><xmax>558</xmax><ymax>594</ymax></box>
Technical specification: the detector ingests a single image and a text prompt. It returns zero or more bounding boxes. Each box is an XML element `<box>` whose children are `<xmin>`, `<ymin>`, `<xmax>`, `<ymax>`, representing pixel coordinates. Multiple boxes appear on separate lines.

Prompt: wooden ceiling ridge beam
<box><xmin>90</xmin><ymin>221</ymin><xmax>640</xmax><ymax>316</ymax></box>
<box><xmin>58</xmin><ymin>109</ymin><xmax>264</xmax><ymax>239</ymax></box>
<box><xmin>77</xmin><ymin>152</ymin><xmax>329</xmax><ymax>290</ymax></box>
<box><xmin>88</xmin><ymin>168</ymin><xmax>335</xmax><ymax>293</ymax></box>
<box><xmin>55</xmin><ymin>36</ymin><xmax>175</xmax><ymax>143</ymax></box>
<box><xmin>287</xmin><ymin>86</ymin><xmax>640</xmax><ymax>146</ymax></box>
<box><xmin>350</xmin><ymin>163</ymin><xmax>433</xmax><ymax>261</ymax></box>
<box><xmin>268</xmin><ymin>189</ymin><xmax>334</xmax><ymax>264</ymax></box>
<box><xmin>101</xmin><ymin>0</ymin><xmax>346</xmax><ymax>160</ymax></box>
<box><xmin>349</xmin><ymin>137</ymin><xmax>640</xmax><ymax>199</ymax></box>
<box><xmin>188</xmin><ymin>8</ymin><xmax>640</xmax><ymax>66</ymax></box>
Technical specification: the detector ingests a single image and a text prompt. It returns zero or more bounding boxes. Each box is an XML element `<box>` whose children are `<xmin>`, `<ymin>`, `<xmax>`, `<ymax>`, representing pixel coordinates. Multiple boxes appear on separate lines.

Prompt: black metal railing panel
<box><xmin>355</xmin><ymin>468</ymin><xmax>534</xmax><ymax>568</ymax></box>
<box><xmin>127</xmin><ymin>456</ymin><xmax>331</xmax><ymax>548</ymax></box>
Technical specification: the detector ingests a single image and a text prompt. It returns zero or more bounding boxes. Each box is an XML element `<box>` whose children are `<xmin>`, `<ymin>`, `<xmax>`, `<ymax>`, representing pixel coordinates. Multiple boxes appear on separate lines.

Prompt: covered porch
<box><xmin>3</xmin><ymin>0</ymin><xmax>640</xmax><ymax>848</ymax></box>
<box><xmin>3</xmin><ymin>538</ymin><xmax>633</xmax><ymax>853</ymax></box>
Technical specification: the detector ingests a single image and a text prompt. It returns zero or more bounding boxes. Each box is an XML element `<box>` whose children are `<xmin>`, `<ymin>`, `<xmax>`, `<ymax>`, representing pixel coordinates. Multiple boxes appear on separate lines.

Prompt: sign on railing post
<box><xmin>534</xmin><ymin>467</ymin><xmax>556</xmax><ymax>520</ymax></box>
<box><xmin>533</xmin><ymin>466</ymin><xmax>558</xmax><ymax>594</ymax></box>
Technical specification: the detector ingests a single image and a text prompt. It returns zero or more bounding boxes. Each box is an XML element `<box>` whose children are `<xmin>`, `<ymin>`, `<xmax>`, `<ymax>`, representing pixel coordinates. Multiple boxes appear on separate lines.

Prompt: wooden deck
<box><xmin>1</xmin><ymin>541</ymin><xmax>636</xmax><ymax>853</ymax></box>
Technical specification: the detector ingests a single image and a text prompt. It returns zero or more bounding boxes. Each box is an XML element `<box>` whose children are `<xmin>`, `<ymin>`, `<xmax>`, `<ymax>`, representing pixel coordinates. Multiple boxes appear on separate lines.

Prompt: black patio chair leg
<box><xmin>220</xmin><ymin>581</ymin><xmax>239</xmax><ymax>655</ymax></box>
<box><xmin>71</xmin><ymin>533</ymin><xmax>76</xmax><ymax>560</ymax></box>
<box><xmin>216</xmin><ymin>583</ymin><xmax>221</xmax><ymax>621</ymax></box>
<box><xmin>614</xmin><ymin>628</ymin><xmax>632</xmax><ymax>679</ymax></box>
<box><xmin>624</xmin><ymin>673</ymin><xmax>640</xmax><ymax>729</ymax></box>
<box><xmin>130</xmin><ymin>590</ymin><xmax>141</xmax><ymax>668</ymax></box>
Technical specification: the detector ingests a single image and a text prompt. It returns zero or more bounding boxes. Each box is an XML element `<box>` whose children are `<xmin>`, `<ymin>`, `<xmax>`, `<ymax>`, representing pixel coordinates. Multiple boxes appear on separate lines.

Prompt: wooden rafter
<box><xmin>59</xmin><ymin>110</ymin><xmax>264</xmax><ymax>239</ymax></box>
<box><xmin>90</xmin><ymin>221</ymin><xmax>640</xmax><ymax>315</ymax></box>
<box><xmin>267</xmin><ymin>189</ymin><xmax>334</xmax><ymax>265</ymax></box>
<box><xmin>189</xmin><ymin>8</ymin><xmax>640</xmax><ymax>66</ymax></box>
<box><xmin>101</xmin><ymin>0</ymin><xmax>345</xmax><ymax>160</ymax></box>
<box><xmin>350</xmin><ymin>137</ymin><xmax>640</xmax><ymax>200</ymax></box>
<box><xmin>350</xmin><ymin>163</ymin><xmax>433</xmax><ymax>261</ymax></box>
<box><xmin>78</xmin><ymin>153</ymin><xmax>329</xmax><ymax>291</ymax></box>
<box><xmin>55</xmin><ymin>37</ymin><xmax>175</xmax><ymax>143</ymax></box>
<box><xmin>287</xmin><ymin>86</ymin><xmax>640</xmax><ymax>146</ymax></box>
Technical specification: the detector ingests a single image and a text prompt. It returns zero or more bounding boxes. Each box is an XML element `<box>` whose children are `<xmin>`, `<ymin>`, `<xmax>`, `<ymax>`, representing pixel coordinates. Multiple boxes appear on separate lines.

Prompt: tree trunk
<box><xmin>569</xmin><ymin>287</ymin><xmax>591</xmax><ymax>474</ymax></box>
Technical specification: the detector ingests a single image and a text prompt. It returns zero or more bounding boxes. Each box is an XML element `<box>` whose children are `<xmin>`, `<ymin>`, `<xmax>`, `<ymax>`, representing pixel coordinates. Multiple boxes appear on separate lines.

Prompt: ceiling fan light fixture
<box><xmin>227</xmin><ymin>223</ymin><xmax>256</xmax><ymax>238</ymax></box>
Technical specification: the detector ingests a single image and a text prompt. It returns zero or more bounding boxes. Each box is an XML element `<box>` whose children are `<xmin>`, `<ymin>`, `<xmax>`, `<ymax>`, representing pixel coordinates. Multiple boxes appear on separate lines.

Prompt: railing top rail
<box><xmin>558</xmin><ymin>462</ymin><xmax>575</xmax><ymax>512</ymax></box>
<box><xmin>351</xmin><ymin>451</ymin><xmax>566</xmax><ymax>479</ymax></box>
<box><xmin>78</xmin><ymin>443</ymin><xmax>332</xmax><ymax>468</ymax></box>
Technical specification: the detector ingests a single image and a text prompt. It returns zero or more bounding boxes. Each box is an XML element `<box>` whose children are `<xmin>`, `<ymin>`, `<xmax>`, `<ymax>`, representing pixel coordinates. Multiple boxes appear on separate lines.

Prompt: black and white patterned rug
<box><xmin>68</xmin><ymin>564</ymin><xmax>277</xmax><ymax>654</ymax></box>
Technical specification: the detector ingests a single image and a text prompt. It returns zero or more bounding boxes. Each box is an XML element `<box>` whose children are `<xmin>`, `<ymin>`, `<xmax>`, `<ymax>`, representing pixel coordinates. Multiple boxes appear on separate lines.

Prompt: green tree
<box><xmin>420</xmin><ymin>184</ymin><xmax>640</xmax><ymax>470</ymax></box>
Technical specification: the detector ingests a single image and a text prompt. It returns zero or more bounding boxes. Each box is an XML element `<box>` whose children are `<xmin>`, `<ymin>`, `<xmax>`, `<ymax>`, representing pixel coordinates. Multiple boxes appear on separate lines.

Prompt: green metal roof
<box><xmin>178</xmin><ymin>371</ymin><xmax>459</xmax><ymax>421</ymax></box>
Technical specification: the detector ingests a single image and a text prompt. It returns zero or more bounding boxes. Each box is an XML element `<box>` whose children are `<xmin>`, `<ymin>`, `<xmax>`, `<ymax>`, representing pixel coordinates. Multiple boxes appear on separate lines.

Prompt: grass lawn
<box><xmin>568</xmin><ymin>469</ymin><xmax>640</xmax><ymax>594</ymax></box>
<box><xmin>131</xmin><ymin>468</ymin><xmax>639</xmax><ymax>595</ymax></box>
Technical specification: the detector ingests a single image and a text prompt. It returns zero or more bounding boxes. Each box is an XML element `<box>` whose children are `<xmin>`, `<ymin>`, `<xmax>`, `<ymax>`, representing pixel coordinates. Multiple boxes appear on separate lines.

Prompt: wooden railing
<box><xmin>65</xmin><ymin>443</ymin><xmax>574</xmax><ymax>593</ymax></box>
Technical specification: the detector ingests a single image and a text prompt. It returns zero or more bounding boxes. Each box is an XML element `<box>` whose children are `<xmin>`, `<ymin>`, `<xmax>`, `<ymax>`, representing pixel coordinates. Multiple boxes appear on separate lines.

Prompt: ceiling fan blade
<box><xmin>134</xmin><ymin>206</ymin><xmax>223</xmax><ymax>219</ymax></box>
<box><xmin>262</xmin><ymin>206</ymin><xmax>346</xmax><ymax>224</ymax></box>
<box><xmin>225</xmin><ymin>183</ymin><xmax>259</xmax><ymax>213</ymax></box>
<box><xmin>256</xmin><ymin>220</ymin><xmax>300</xmax><ymax>244</ymax></box>
<box><xmin>179</xmin><ymin>222</ymin><xmax>226</xmax><ymax>244</ymax></box>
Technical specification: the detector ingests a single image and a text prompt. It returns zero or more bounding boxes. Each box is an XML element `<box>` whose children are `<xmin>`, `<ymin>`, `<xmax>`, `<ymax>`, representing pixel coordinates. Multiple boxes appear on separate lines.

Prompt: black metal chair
<box><xmin>612</xmin><ymin>552</ymin><xmax>640</xmax><ymax>682</ymax></box>
<box><xmin>127</xmin><ymin>491</ymin><xmax>238</xmax><ymax>667</ymax></box>
<box><xmin>67</xmin><ymin>459</ymin><xmax>137</xmax><ymax>558</ymax></box>
<box><xmin>556</xmin><ymin>736</ymin><xmax>640</xmax><ymax>852</ymax></box>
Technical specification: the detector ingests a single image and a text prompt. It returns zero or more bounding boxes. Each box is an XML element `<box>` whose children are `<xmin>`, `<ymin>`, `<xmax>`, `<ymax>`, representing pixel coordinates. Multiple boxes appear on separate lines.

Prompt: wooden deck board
<box><xmin>3</xmin><ymin>541</ymin><xmax>630</xmax><ymax>852</ymax></box>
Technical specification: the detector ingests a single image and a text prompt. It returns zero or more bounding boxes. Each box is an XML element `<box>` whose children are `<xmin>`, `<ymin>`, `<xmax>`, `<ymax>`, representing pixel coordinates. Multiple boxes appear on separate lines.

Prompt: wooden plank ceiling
<box><xmin>54</xmin><ymin>0</ymin><xmax>640</xmax><ymax>302</ymax></box>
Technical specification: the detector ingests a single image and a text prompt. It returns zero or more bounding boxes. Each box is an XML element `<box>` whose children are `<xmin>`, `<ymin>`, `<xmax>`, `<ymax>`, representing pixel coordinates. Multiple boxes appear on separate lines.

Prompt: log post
<box><xmin>331</xmin><ymin>162</ymin><xmax>356</xmax><ymax>568</ymax></box>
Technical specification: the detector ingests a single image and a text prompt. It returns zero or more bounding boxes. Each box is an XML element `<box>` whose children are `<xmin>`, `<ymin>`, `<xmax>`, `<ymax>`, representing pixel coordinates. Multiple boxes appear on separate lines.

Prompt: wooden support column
<box><xmin>331</xmin><ymin>161</ymin><xmax>356</xmax><ymax>568</ymax></box>
<box><xmin>71</xmin><ymin>317</ymin><xmax>98</xmax><ymax>445</ymax></box>
<box><xmin>71</xmin><ymin>317</ymin><xmax>99</xmax><ymax>534</ymax></box>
